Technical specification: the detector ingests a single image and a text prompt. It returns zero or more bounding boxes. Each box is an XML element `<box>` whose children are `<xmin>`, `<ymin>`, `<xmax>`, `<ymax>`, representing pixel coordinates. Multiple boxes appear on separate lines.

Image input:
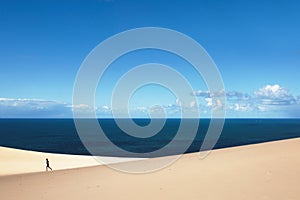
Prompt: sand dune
<box><xmin>0</xmin><ymin>147</ymin><xmax>143</xmax><ymax>176</ymax></box>
<box><xmin>1</xmin><ymin>138</ymin><xmax>300</xmax><ymax>200</ymax></box>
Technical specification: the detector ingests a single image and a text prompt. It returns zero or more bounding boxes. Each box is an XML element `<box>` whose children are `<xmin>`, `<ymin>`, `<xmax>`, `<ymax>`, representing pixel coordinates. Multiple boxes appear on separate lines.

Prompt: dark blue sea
<box><xmin>0</xmin><ymin>118</ymin><xmax>299</xmax><ymax>157</ymax></box>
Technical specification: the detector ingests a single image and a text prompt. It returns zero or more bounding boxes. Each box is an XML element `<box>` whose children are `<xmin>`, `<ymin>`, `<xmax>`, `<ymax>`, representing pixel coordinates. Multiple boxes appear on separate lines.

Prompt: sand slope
<box><xmin>0</xmin><ymin>147</ymin><xmax>143</xmax><ymax>176</ymax></box>
<box><xmin>0</xmin><ymin>147</ymin><xmax>100</xmax><ymax>176</ymax></box>
<box><xmin>1</xmin><ymin>138</ymin><xmax>300</xmax><ymax>200</ymax></box>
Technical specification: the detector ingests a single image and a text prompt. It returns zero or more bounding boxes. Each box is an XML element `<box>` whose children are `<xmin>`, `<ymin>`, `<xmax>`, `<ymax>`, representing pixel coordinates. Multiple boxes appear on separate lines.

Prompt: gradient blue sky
<box><xmin>0</xmin><ymin>0</ymin><xmax>300</xmax><ymax>118</ymax></box>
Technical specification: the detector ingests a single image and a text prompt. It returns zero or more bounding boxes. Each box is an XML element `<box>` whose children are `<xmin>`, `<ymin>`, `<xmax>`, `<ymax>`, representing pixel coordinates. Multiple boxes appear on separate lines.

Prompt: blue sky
<box><xmin>0</xmin><ymin>0</ymin><xmax>300</xmax><ymax>118</ymax></box>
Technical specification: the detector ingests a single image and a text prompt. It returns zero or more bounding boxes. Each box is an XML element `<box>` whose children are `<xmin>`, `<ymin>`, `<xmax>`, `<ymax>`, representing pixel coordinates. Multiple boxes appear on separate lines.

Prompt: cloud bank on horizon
<box><xmin>1</xmin><ymin>84</ymin><xmax>300</xmax><ymax>118</ymax></box>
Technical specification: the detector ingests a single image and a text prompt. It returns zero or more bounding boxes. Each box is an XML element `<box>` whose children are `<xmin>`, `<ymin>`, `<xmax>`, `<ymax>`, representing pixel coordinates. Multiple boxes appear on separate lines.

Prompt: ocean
<box><xmin>0</xmin><ymin>118</ymin><xmax>299</xmax><ymax>157</ymax></box>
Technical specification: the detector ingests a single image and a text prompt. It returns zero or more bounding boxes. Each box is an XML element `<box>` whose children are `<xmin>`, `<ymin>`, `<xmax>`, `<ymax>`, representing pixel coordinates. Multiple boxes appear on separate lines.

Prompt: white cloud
<box><xmin>191</xmin><ymin>90</ymin><xmax>210</xmax><ymax>97</ymax></box>
<box><xmin>189</xmin><ymin>101</ymin><xmax>196</xmax><ymax>108</ymax></box>
<box><xmin>71</xmin><ymin>104</ymin><xmax>95</xmax><ymax>117</ymax></box>
<box><xmin>1</xmin><ymin>84</ymin><xmax>300</xmax><ymax>119</ymax></box>
<box><xmin>193</xmin><ymin>84</ymin><xmax>300</xmax><ymax>117</ymax></box>
<box><xmin>254</xmin><ymin>84</ymin><xmax>296</xmax><ymax>105</ymax></box>
<box><xmin>255</xmin><ymin>84</ymin><xmax>286</xmax><ymax>98</ymax></box>
<box><xmin>175</xmin><ymin>98</ymin><xmax>182</xmax><ymax>106</ymax></box>
<box><xmin>102</xmin><ymin>105</ymin><xmax>109</xmax><ymax>110</ymax></box>
<box><xmin>226</xmin><ymin>91</ymin><xmax>251</xmax><ymax>100</ymax></box>
<box><xmin>248</xmin><ymin>84</ymin><xmax>299</xmax><ymax>117</ymax></box>
<box><xmin>0</xmin><ymin>98</ymin><xmax>71</xmax><ymax>118</ymax></box>
<box><xmin>233</xmin><ymin>103</ymin><xmax>253</xmax><ymax>112</ymax></box>
<box><xmin>204</xmin><ymin>97</ymin><xmax>224</xmax><ymax>111</ymax></box>
<box><xmin>205</xmin><ymin>97</ymin><xmax>212</xmax><ymax>106</ymax></box>
<box><xmin>192</xmin><ymin>90</ymin><xmax>226</xmax><ymax>97</ymax></box>
<box><xmin>192</xmin><ymin>90</ymin><xmax>250</xmax><ymax>101</ymax></box>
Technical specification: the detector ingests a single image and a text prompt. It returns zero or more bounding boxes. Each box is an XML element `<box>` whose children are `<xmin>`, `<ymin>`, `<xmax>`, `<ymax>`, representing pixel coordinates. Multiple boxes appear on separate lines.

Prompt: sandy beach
<box><xmin>1</xmin><ymin>138</ymin><xmax>300</xmax><ymax>200</ymax></box>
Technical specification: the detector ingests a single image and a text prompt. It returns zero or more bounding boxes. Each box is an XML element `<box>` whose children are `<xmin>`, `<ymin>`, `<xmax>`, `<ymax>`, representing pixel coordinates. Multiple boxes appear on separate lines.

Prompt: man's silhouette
<box><xmin>46</xmin><ymin>158</ymin><xmax>52</xmax><ymax>171</ymax></box>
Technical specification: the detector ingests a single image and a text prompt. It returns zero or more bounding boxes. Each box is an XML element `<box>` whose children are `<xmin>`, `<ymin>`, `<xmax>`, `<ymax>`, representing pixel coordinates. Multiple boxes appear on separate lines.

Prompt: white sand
<box><xmin>1</xmin><ymin>138</ymin><xmax>300</xmax><ymax>200</ymax></box>
<box><xmin>0</xmin><ymin>147</ymin><xmax>143</xmax><ymax>176</ymax></box>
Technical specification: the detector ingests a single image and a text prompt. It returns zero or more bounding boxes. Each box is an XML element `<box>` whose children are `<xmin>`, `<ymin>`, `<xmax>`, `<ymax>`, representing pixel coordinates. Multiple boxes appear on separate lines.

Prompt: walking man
<box><xmin>46</xmin><ymin>158</ymin><xmax>52</xmax><ymax>171</ymax></box>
